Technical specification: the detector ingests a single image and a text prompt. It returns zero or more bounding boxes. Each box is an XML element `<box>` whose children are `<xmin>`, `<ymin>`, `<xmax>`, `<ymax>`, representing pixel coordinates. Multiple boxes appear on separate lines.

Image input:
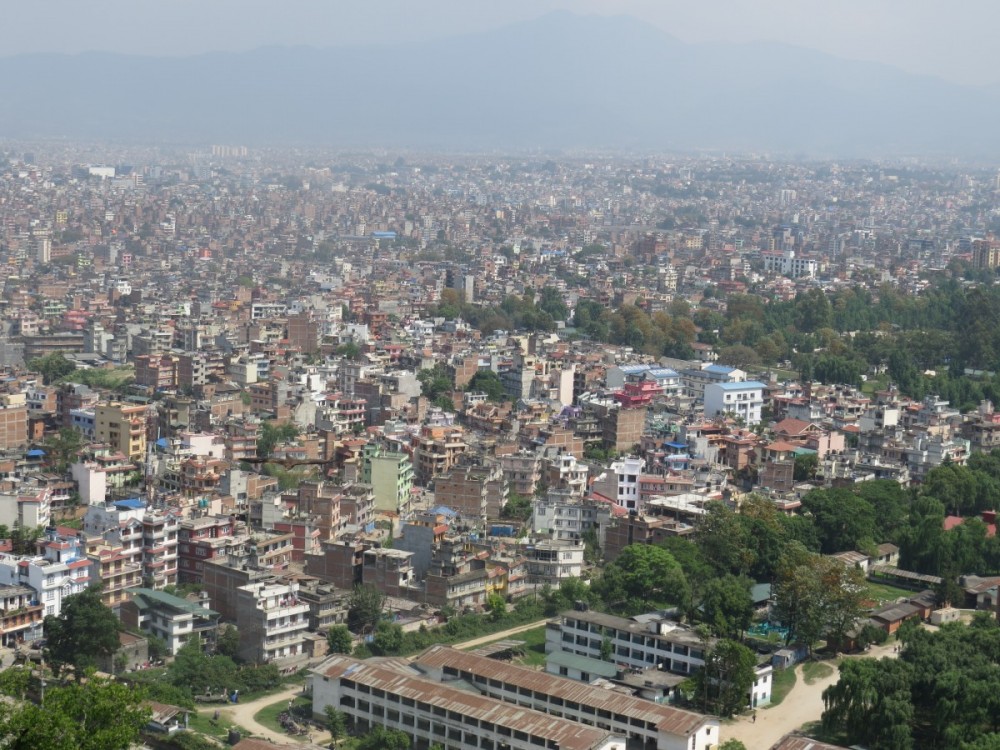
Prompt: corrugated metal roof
<box><xmin>414</xmin><ymin>645</ymin><xmax>711</xmax><ymax>737</ymax></box>
<box><xmin>317</xmin><ymin>655</ymin><xmax>617</xmax><ymax>750</ymax></box>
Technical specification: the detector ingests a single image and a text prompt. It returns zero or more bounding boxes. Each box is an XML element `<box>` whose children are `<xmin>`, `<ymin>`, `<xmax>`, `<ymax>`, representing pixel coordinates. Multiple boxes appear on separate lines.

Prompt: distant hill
<box><xmin>0</xmin><ymin>11</ymin><xmax>995</xmax><ymax>156</ymax></box>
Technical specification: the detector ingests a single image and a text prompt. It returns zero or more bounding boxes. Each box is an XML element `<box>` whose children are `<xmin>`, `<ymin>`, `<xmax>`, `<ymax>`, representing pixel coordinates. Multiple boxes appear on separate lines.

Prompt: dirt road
<box><xmin>202</xmin><ymin>683</ymin><xmax>320</xmax><ymax>745</ymax></box>
<box><xmin>723</xmin><ymin>640</ymin><xmax>899</xmax><ymax>748</ymax></box>
<box><xmin>450</xmin><ymin>618</ymin><xmax>550</xmax><ymax>650</ymax></box>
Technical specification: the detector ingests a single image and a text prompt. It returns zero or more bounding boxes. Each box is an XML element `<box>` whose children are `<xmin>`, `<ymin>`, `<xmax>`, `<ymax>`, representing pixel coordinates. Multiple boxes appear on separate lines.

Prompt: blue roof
<box><xmin>618</xmin><ymin>364</ymin><xmax>650</xmax><ymax>374</ymax></box>
<box><xmin>429</xmin><ymin>505</ymin><xmax>458</xmax><ymax>517</ymax></box>
<box><xmin>704</xmin><ymin>364</ymin><xmax>737</xmax><ymax>374</ymax></box>
<box><xmin>646</xmin><ymin>368</ymin><xmax>679</xmax><ymax>379</ymax></box>
<box><xmin>665</xmin><ymin>441</ymin><xmax>688</xmax><ymax>449</ymax></box>
<box><xmin>25</xmin><ymin>449</ymin><xmax>45</xmax><ymax>457</ymax></box>
<box><xmin>712</xmin><ymin>380</ymin><xmax>768</xmax><ymax>390</ymax></box>
<box><xmin>114</xmin><ymin>498</ymin><xmax>146</xmax><ymax>510</ymax></box>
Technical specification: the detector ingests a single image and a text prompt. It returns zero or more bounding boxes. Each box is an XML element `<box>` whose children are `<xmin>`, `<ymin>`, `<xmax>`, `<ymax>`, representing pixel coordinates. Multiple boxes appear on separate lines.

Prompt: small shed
<box><xmin>772</xmin><ymin>645</ymin><xmax>807</xmax><ymax>669</ymax></box>
<box><xmin>930</xmin><ymin>607</ymin><xmax>962</xmax><ymax>625</ymax></box>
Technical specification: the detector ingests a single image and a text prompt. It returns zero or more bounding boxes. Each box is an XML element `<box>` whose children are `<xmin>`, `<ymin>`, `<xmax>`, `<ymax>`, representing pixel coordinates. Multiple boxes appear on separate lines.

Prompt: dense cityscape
<box><xmin>0</xmin><ymin>142</ymin><xmax>999</xmax><ymax>750</ymax></box>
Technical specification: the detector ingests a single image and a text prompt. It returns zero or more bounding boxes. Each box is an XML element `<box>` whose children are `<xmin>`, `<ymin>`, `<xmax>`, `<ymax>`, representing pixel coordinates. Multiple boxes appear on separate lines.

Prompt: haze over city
<box><xmin>0</xmin><ymin>4</ymin><xmax>998</xmax><ymax>750</ymax></box>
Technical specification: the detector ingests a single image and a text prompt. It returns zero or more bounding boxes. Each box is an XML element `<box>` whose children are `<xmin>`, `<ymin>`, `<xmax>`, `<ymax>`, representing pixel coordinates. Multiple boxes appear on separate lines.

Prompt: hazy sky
<box><xmin>9</xmin><ymin>0</ymin><xmax>998</xmax><ymax>86</ymax></box>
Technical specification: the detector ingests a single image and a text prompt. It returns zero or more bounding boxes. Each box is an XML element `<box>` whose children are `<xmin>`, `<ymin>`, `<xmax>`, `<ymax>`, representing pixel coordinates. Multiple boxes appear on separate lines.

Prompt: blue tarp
<box><xmin>25</xmin><ymin>449</ymin><xmax>46</xmax><ymax>457</ymax></box>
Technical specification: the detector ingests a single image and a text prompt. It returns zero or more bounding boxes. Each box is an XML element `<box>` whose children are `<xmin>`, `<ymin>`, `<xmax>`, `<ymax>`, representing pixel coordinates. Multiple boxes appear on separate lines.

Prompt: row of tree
<box><xmin>822</xmin><ymin>614</ymin><xmax>1000</xmax><ymax>749</ymax></box>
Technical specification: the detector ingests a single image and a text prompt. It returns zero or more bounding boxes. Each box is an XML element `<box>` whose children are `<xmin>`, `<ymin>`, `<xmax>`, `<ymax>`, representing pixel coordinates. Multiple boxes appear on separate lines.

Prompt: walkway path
<box><xmin>201</xmin><ymin>683</ymin><xmax>319</xmax><ymax>745</ymax></box>
<box><xmin>450</xmin><ymin>618</ymin><xmax>550</xmax><ymax>651</ymax></box>
<box><xmin>723</xmin><ymin>640</ymin><xmax>899</xmax><ymax>748</ymax></box>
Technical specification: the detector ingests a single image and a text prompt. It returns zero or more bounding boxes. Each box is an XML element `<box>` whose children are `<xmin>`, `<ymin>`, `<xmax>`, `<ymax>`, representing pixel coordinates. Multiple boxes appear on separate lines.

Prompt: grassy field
<box><xmin>802</xmin><ymin>660</ymin><xmax>836</xmax><ymax>685</ymax></box>
<box><xmin>463</xmin><ymin>625</ymin><xmax>549</xmax><ymax>668</ymax></box>
<box><xmin>866</xmin><ymin>581</ymin><xmax>917</xmax><ymax>603</ymax></box>
<box><xmin>768</xmin><ymin>667</ymin><xmax>797</xmax><ymax>707</ymax></box>
<box><xmin>254</xmin><ymin>695</ymin><xmax>312</xmax><ymax>738</ymax></box>
<box><xmin>187</xmin><ymin>710</ymin><xmax>251</xmax><ymax>740</ymax></box>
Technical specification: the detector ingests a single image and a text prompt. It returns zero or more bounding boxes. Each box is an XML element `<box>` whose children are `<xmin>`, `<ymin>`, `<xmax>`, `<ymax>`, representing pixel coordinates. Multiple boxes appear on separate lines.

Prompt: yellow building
<box><xmin>95</xmin><ymin>403</ymin><xmax>148</xmax><ymax>462</ymax></box>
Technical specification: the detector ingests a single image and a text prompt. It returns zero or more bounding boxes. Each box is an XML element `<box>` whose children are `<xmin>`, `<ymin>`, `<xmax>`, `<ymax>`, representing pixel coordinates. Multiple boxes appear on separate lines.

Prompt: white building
<box><xmin>680</xmin><ymin>364</ymin><xmax>746</xmax><ymax>400</ymax></box>
<box><xmin>761</xmin><ymin>250</ymin><xmax>817</xmax><ymax>278</ymax></box>
<box><xmin>704</xmin><ymin>381</ymin><xmax>766</xmax><ymax>426</ymax></box>
<box><xmin>235</xmin><ymin>580</ymin><xmax>310</xmax><ymax>663</ymax></box>
<box><xmin>521</xmin><ymin>540</ymin><xmax>584</xmax><ymax>583</ymax></box>
<box><xmin>547</xmin><ymin>609</ymin><xmax>772</xmax><ymax>709</ymax></box>
<box><xmin>598</xmin><ymin>456</ymin><xmax>644</xmax><ymax>512</ymax></box>
<box><xmin>531</xmin><ymin>491</ymin><xmax>609</xmax><ymax>543</ymax></box>
<box><xmin>413</xmin><ymin>646</ymin><xmax>721</xmax><ymax>750</ymax></box>
<box><xmin>312</xmin><ymin>653</ymin><xmax>628</xmax><ymax>750</ymax></box>
<box><xmin>0</xmin><ymin>533</ymin><xmax>90</xmax><ymax>620</ymax></box>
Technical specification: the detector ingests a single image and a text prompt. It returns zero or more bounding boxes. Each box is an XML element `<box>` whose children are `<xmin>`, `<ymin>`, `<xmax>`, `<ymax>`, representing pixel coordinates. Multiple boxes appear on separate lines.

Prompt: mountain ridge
<box><xmin>0</xmin><ymin>11</ymin><xmax>993</xmax><ymax>156</ymax></box>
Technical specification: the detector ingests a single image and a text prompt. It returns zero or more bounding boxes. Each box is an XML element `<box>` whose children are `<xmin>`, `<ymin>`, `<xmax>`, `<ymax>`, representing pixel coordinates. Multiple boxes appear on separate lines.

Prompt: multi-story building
<box><xmin>679</xmin><ymin>364</ymin><xmax>746</xmax><ymax>401</ymax></box>
<box><xmin>546</xmin><ymin>609</ymin><xmax>772</xmax><ymax>709</ymax></box>
<box><xmin>86</xmin><ymin>540</ymin><xmax>143</xmax><ymax>609</ymax></box>
<box><xmin>593</xmin><ymin>456</ymin><xmax>645</xmax><ymax>512</ymax></box>
<box><xmin>522</xmin><ymin>539</ymin><xmax>584</xmax><ymax>583</ymax></box>
<box><xmin>0</xmin><ymin>394</ymin><xmax>28</xmax><ymax>451</ymax></box>
<box><xmin>412</xmin><ymin>645</ymin><xmax>720</xmax><ymax>750</ymax></box>
<box><xmin>433</xmin><ymin>462</ymin><xmax>507</xmax><ymax>521</ymax></box>
<box><xmin>95</xmin><ymin>402</ymin><xmax>148</xmax><ymax>461</ymax></box>
<box><xmin>500</xmin><ymin>450</ymin><xmax>542</xmax><ymax>497</ymax></box>
<box><xmin>312</xmin><ymin>653</ymin><xmax>632</xmax><ymax>750</ymax></box>
<box><xmin>177</xmin><ymin>515</ymin><xmax>238</xmax><ymax>584</ymax></box>
<box><xmin>532</xmin><ymin>491</ymin><xmax>611</xmax><ymax>543</ymax></box>
<box><xmin>142</xmin><ymin>510</ymin><xmax>180</xmax><ymax>589</ymax></box>
<box><xmin>413</xmin><ymin>425</ymin><xmax>467</xmax><ymax>485</ymax></box>
<box><xmin>0</xmin><ymin>530</ymin><xmax>90</xmax><ymax>622</ymax></box>
<box><xmin>0</xmin><ymin>584</ymin><xmax>44</xmax><ymax>646</ymax></box>
<box><xmin>120</xmin><ymin>588</ymin><xmax>220</xmax><ymax>655</ymax></box>
<box><xmin>704</xmin><ymin>381</ymin><xmax>766</xmax><ymax>426</ymax></box>
<box><xmin>362</xmin><ymin>448</ymin><xmax>414</xmax><ymax>514</ymax></box>
<box><xmin>235</xmin><ymin>579</ymin><xmax>310</xmax><ymax>663</ymax></box>
<box><xmin>546</xmin><ymin>453</ymin><xmax>588</xmax><ymax>496</ymax></box>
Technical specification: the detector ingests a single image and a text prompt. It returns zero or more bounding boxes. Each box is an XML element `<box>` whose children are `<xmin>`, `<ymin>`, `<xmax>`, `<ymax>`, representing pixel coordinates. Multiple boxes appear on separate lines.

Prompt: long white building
<box><xmin>312</xmin><ymin>654</ymin><xmax>627</xmax><ymax>750</ymax></box>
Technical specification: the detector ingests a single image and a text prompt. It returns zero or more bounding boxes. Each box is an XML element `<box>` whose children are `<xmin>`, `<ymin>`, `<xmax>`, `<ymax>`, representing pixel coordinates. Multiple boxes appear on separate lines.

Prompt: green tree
<box><xmin>699</xmin><ymin>575</ymin><xmax>754</xmax><ymax>639</ymax></box>
<box><xmin>0</xmin><ymin>675</ymin><xmax>150</xmax><ymax>750</ymax></box>
<box><xmin>793</xmin><ymin>453</ymin><xmax>818</xmax><ymax>481</ymax></box>
<box><xmin>594</xmin><ymin>544</ymin><xmax>689</xmax><ymax>613</ymax></box>
<box><xmin>371</xmin><ymin>620</ymin><xmax>404</xmax><ymax>656</ymax></box>
<box><xmin>44</xmin><ymin>586</ymin><xmax>121</xmax><ymax>673</ymax></box>
<box><xmin>348</xmin><ymin>584</ymin><xmax>386</xmax><ymax>634</ymax></box>
<box><xmin>486</xmin><ymin>592</ymin><xmax>507</xmax><ymax>621</ymax></box>
<box><xmin>216</xmin><ymin>624</ymin><xmax>240</xmax><ymax>660</ymax></box>
<box><xmin>164</xmin><ymin>732</ymin><xmax>220</xmax><ymax>750</ymax></box>
<box><xmin>823</xmin><ymin>658</ymin><xmax>914</xmax><ymax>750</ymax></box>
<box><xmin>719</xmin><ymin>741</ymin><xmax>749</xmax><ymax>750</ymax></box>
<box><xmin>358</xmin><ymin>727</ymin><xmax>411</xmax><ymax>750</ymax></box>
<box><xmin>466</xmin><ymin>369</ymin><xmax>507</xmax><ymax>402</ymax></box>
<box><xmin>696</xmin><ymin>639</ymin><xmax>757</xmax><ymax>716</ymax></box>
<box><xmin>256</xmin><ymin>420</ymin><xmax>299</xmax><ymax>459</ymax></box>
<box><xmin>327</xmin><ymin>624</ymin><xmax>354</xmax><ymax>654</ymax></box>
<box><xmin>324</xmin><ymin>706</ymin><xmax>347</xmax><ymax>741</ymax></box>
<box><xmin>801</xmin><ymin>488</ymin><xmax>877</xmax><ymax>554</ymax></box>
<box><xmin>29</xmin><ymin>352</ymin><xmax>77</xmax><ymax>385</ymax></box>
<box><xmin>43</xmin><ymin>428</ymin><xmax>86</xmax><ymax>473</ymax></box>
<box><xmin>501</xmin><ymin>492</ymin><xmax>533</xmax><ymax>522</ymax></box>
<box><xmin>335</xmin><ymin>342</ymin><xmax>362</xmax><ymax>361</ymax></box>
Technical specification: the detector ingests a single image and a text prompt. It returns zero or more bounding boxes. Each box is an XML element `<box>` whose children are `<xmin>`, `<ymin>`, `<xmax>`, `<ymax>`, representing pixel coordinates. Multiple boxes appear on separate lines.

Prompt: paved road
<box><xmin>723</xmin><ymin>640</ymin><xmax>900</xmax><ymax>748</ymax></box>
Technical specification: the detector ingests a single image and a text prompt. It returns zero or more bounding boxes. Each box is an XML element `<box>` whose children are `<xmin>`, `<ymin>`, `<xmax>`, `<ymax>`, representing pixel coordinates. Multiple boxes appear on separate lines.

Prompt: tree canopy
<box><xmin>592</xmin><ymin>544</ymin><xmax>689</xmax><ymax>614</ymax></box>
<box><xmin>0</xmin><ymin>674</ymin><xmax>150</xmax><ymax>750</ymax></box>
<box><xmin>44</xmin><ymin>587</ymin><xmax>121</xmax><ymax>673</ymax></box>
<box><xmin>823</xmin><ymin>615</ymin><xmax>1000</xmax><ymax>749</ymax></box>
